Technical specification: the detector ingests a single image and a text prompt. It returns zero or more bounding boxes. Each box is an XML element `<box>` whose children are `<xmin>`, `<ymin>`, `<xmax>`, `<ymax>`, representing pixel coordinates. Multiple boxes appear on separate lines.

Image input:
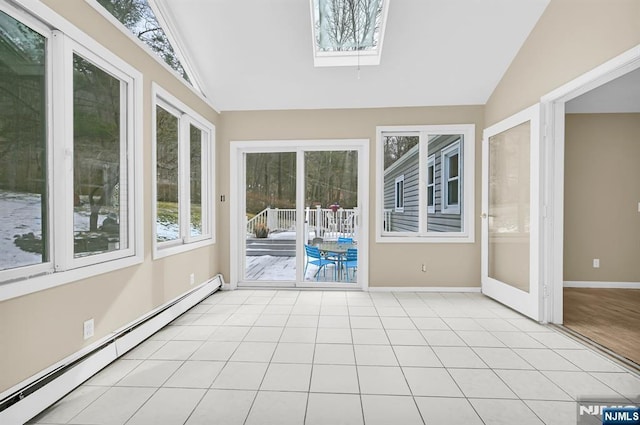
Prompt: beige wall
<box><xmin>564</xmin><ymin>113</ymin><xmax>640</xmax><ymax>282</ymax></box>
<box><xmin>0</xmin><ymin>1</ymin><xmax>220</xmax><ymax>392</ymax></box>
<box><xmin>219</xmin><ymin>106</ymin><xmax>484</xmax><ymax>288</ymax></box>
<box><xmin>485</xmin><ymin>0</ymin><xmax>640</xmax><ymax>126</ymax></box>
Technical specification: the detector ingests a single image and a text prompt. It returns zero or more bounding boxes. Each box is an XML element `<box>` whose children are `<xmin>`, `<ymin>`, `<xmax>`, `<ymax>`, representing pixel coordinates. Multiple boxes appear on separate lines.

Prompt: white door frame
<box><xmin>540</xmin><ymin>44</ymin><xmax>640</xmax><ymax>324</ymax></box>
<box><xmin>229</xmin><ymin>139</ymin><xmax>369</xmax><ymax>290</ymax></box>
<box><xmin>481</xmin><ymin>104</ymin><xmax>543</xmax><ymax>321</ymax></box>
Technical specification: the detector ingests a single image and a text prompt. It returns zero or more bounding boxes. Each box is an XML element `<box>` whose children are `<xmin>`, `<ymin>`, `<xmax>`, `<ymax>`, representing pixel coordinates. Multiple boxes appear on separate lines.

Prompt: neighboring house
<box><xmin>383</xmin><ymin>135</ymin><xmax>463</xmax><ymax>233</ymax></box>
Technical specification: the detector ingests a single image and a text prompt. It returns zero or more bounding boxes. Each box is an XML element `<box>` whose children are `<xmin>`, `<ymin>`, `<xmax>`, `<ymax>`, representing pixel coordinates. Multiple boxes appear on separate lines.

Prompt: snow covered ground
<box><xmin>0</xmin><ymin>190</ymin><xmax>43</xmax><ymax>269</ymax></box>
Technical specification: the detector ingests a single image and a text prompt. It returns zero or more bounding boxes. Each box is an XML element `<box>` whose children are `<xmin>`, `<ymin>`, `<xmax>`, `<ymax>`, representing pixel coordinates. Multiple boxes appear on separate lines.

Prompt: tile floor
<box><xmin>29</xmin><ymin>290</ymin><xmax>640</xmax><ymax>425</ymax></box>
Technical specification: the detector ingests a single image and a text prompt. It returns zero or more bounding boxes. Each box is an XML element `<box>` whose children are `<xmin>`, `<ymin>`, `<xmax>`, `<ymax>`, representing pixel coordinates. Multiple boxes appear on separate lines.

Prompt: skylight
<box><xmin>311</xmin><ymin>0</ymin><xmax>389</xmax><ymax>67</ymax></box>
<box><xmin>96</xmin><ymin>0</ymin><xmax>192</xmax><ymax>84</ymax></box>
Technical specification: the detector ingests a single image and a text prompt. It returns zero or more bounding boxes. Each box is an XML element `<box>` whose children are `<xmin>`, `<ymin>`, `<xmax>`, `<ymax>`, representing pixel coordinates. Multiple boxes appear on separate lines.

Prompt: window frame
<box><xmin>152</xmin><ymin>83</ymin><xmax>215</xmax><ymax>259</ymax></box>
<box><xmin>427</xmin><ymin>154</ymin><xmax>435</xmax><ymax>214</ymax></box>
<box><xmin>394</xmin><ymin>175</ymin><xmax>405</xmax><ymax>212</ymax></box>
<box><xmin>441</xmin><ymin>141</ymin><xmax>461</xmax><ymax>215</ymax></box>
<box><xmin>376</xmin><ymin>124</ymin><xmax>475</xmax><ymax>243</ymax></box>
<box><xmin>0</xmin><ymin>0</ymin><xmax>144</xmax><ymax>302</ymax></box>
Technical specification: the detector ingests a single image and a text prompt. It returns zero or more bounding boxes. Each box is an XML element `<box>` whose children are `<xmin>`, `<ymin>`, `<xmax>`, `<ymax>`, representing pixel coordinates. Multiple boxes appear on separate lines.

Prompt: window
<box><xmin>442</xmin><ymin>142</ymin><xmax>461</xmax><ymax>214</ymax></box>
<box><xmin>310</xmin><ymin>0</ymin><xmax>390</xmax><ymax>67</ymax></box>
<box><xmin>394</xmin><ymin>175</ymin><xmax>404</xmax><ymax>212</ymax></box>
<box><xmin>376</xmin><ymin>125</ymin><xmax>475</xmax><ymax>243</ymax></box>
<box><xmin>93</xmin><ymin>0</ymin><xmax>193</xmax><ymax>85</ymax></box>
<box><xmin>153</xmin><ymin>85</ymin><xmax>214</xmax><ymax>258</ymax></box>
<box><xmin>427</xmin><ymin>155</ymin><xmax>435</xmax><ymax>214</ymax></box>
<box><xmin>0</xmin><ymin>9</ymin><xmax>48</xmax><ymax>276</ymax></box>
<box><xmin>0</xmin><ymin>3</ymin><xmax>142</xmax><ymax>299</ymax></box>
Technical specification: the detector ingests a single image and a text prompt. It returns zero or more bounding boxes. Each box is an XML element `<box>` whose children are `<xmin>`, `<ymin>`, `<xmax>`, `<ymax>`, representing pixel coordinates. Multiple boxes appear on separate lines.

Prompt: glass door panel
<box><xmin>304</xmin><ymin>150</ymin><xmax>358</xmax><ymax>283</ymax></box>
<box><xmin>481</xmin><ymin>104</ymin><xmax>541</xmax><ymax>321</ymax></box>
<box><xmin>488</xmin><ymin>121</ymin><xmax>531</xmax><ymax>292</ymax></box>
<box><xmin>244</xmin><ymin>152</ymin><xmax>297</xmax><ymax>282</ymax></box>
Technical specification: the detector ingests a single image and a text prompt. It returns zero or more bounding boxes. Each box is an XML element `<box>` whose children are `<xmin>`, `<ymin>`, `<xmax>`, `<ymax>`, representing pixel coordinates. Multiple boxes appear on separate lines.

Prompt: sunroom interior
<box><xmin>0</xmin><ymin>0</ymin><xmax>639</xmax><ymax>423</ymax></box>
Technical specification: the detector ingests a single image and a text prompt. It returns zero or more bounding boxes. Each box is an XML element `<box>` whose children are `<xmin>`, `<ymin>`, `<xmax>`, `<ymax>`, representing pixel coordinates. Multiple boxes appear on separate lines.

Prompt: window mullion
<box><xmin>418</xmin><ymin>131</ymin><xmax>427</xmax><ymax>235</ymax></box>
<box><xmin>52</xmin><ymin>31</ymin><xmax>73</xmax><ymax>272</ymax></box>
<box><xmin>179</xmin><ymin>115</ymin><xmax>191</xmax><ymax>242</ymax></box>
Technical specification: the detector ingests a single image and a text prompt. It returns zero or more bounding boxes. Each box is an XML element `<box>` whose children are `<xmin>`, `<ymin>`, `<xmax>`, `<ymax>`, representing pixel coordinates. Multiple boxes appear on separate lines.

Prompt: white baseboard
<box><xmin>368</xmin><ymin>286</ymin><xmax>481</xmax><ymax>293</ymax></box>
<box><xmin>0</xmin><ymin>275</ymin><xmax>223</xmax><ymax>425</ymax></box>
<box><xmin>564</xmin><ymin>281</ymin><xmax>640</xmax><ymax>289</ymax></box>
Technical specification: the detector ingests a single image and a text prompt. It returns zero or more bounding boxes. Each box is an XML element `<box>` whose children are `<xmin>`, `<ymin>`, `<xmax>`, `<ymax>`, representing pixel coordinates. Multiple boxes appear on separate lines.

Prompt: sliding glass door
<box><xmin>233</xmin><ymin>141</ymin><xmax>367</xmax><ymax>288</ymax></box>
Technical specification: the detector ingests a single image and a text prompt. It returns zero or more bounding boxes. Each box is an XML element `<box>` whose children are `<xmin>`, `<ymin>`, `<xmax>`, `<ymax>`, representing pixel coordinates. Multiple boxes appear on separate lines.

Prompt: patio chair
<box><xmin>343</xmin><ymin>248</ymin><xmax>358</xmax><ymax>281</ymax></box>
<box><xmin>337</xmin><ymin>237</ymin><xmax>353</xmax><ymax>244</ymax></box>
<box><xmin>304</xmin><ymin>244</ymin><xmax>336</xmax><ymax>281</ymax></box>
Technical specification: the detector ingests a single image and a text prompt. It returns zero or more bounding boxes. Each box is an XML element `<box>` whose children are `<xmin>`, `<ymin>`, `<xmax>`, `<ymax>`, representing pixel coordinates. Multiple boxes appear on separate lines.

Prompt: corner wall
<box><xmin>218</xmin><ymin>106</ymin><xmax>484</xmax><ymax>288</ymax></box>
<box><xmin>0</xmin><ymin>0</ymin><xmax>219</xmax><ymax>393</ymax></box>
<box><xmin>485</xmin><ymin>0</ymin><xmax>640</xmax><ymax>126</ymax></box>
<box><xmin>564</xmin><ymin>113</ymin><xmax>640</xmax><ymax>282</ymax></box>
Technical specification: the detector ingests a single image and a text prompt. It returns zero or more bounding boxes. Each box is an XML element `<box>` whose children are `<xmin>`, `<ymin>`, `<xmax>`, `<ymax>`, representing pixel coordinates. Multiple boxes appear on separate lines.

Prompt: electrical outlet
<box><xmin>189</xmin><ymin>273</ymin><xmax>195</xmax><ymax>285</ymax></box>
<box><xmin>593</xmin><ymin>259</ymin><xmax>600</xmax><ymax>268</ymax></box>
<box><xmin>83</xmin><ymin>319</ymin><xmax>94</xmax><ymax>340</ymax></box>
<box><xmin>421</xmin><ymin>264</ymin><xmax>427</xmax><ymax>273</ymax></box>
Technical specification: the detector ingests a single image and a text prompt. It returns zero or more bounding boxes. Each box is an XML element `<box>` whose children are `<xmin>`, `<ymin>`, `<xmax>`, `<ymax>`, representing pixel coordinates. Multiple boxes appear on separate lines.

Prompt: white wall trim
<box><xmin>367</xmin><ymin>286</ymin><xmax>481</xmax><ymax>293</ymax></box>
<box><xmin>0</xmin><ymin>275</ymin><xmax>223</xmax><ymax>424</ymax></box>
<box><xmin>563</xmin><ymin>281</ymin><xmax>640</xmax><ymax>289</ymax></box>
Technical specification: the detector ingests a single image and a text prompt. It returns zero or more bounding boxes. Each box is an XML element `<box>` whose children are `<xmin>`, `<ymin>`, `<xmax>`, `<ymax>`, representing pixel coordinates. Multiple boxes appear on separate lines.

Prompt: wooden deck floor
<box><xmin>564</xmin><ymin>288</ymin><xmax>640</xmax><ymax>365</ymax></box>
<box><xmin>245</xmin><ymin>256</ymin><xmax>353</xmax><ymax>282</ymax></box>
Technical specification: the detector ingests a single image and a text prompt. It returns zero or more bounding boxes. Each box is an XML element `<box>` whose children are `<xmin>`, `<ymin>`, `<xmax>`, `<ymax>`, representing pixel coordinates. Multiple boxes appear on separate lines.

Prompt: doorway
<box><xmin>230</xmin><ymin>139</ymin><xmax>369</xmax><ymax>289</ymax></box>
<box><xmin>542</xmin><ymin>46</ymin><xmax>640</xmax><ymax>365</ymax></box>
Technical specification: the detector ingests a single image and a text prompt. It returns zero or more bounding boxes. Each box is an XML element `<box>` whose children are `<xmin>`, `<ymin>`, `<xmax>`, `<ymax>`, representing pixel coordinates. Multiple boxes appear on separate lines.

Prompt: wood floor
<box><xmin>564</xmin><ymin>288</ymin><xmax>640</xmax><ymax>365</ymax></box>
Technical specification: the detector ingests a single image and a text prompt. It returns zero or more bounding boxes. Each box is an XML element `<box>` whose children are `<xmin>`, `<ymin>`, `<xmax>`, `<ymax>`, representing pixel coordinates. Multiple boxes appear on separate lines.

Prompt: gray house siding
<box><xmin>428</xmin><ymin>135</ymin><xmax>462</xmax><ymax>232</ymax></box>
<box><xmin>383</xmin><ymin>135</ymin><xmax>462</xmax><ymax>233</ymax></box>
<box><xmin>384</xmin><ymin>151</ymin><xmax>419</xmax><ymax>232</ymax></box>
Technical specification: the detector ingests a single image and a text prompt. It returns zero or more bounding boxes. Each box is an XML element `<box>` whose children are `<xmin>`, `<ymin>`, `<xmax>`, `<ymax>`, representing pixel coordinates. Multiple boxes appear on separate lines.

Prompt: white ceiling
<box><xmin>566</xmin><ymin>67</ymin><xmax>640</xmax><ymax>113</ymax></box>
<box><xmin>158</xmin><ymin>0</ymin><xmax>550</xmax><ymax>112</ymax></box>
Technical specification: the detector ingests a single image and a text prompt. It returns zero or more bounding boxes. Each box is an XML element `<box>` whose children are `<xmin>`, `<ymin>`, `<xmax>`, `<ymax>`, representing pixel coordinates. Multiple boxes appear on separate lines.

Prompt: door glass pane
<box><xmin>189</xmin><ymin>125</ymin><xmax>202</xmax><ymax>237</ymax></box>
<box><xmin>488</xmin><ymin>121</ymin><xmax>531</xmax><ymax>292</ymax></box>
<box><xmin>304</xmin><ymin>150</ymin><xmax>358</xmax><ymax>282</ymax></box>
<box><xmin>155</xmin><ymin>106</ymin><xmax>179</xmax><ymax>242</ymax></box>
<box><xmin>73</xmin><ymin>54</ymin><xmax>127</xmax><ymax>257</ymax></box>
<box><xmin>245</xmin><ymin>152</ymin><xmax>296</xmax><ymax>281</ymax></box>
<box><xmin>0</xmin><ymin>11</ymin><xmax>47</xmax><ymax>271</ymax></box>
<box><xmin>382</xmin><ymin>135</ymin><xmax>419</xmax><ymax>233</ymax></box>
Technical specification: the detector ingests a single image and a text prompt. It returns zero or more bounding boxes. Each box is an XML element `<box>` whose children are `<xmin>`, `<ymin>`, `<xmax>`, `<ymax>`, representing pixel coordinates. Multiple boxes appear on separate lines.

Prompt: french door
<box><xmin>230</xmin><ymin>140</ymin><xmax>368</xmax><ymax>289</ymax></box>
<box><xmin>481</xmin><ymin>104</ymin><xmax>543</xmax><ymax>321</ymax></box>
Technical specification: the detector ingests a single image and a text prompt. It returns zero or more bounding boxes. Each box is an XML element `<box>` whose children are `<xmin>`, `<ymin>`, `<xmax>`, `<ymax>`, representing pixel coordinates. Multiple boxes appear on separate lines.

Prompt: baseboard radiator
<box><xmin>0</xmin><ymin>274</ymin><xmax>224</xmax><ymax>425</ymax></box>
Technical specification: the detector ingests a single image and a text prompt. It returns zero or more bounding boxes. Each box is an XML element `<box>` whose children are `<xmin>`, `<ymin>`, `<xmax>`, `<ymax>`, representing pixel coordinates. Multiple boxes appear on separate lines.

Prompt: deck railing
<box><xmin>247</xmin><ymin>206</ymin><xmax>358</xmax><ymax>240</ymax></box>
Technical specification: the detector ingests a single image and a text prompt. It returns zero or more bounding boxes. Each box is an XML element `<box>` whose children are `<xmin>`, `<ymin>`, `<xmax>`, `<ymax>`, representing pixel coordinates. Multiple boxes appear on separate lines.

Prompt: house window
<box><xmin>427</xmin><ymin>155</ymin><xmax>435</xmax><ymax>214</ymax></box>
<box><xmin>0</xmin><ymin>3</ymin><xmax>143</xmax><ymax>298</ymax></box>
<box><xmin>72</xmin><ymin>53</ymin><xmax>130</xmax><ymax>258</ymax></box>
<box><xmin>0</xmin><ymin>9</ymin><xmax>48</xmax><ymax>275</ymax></box>
<box><xmin>442</xmin><ymin>142</ymin><xmax>461</xmax><ymax>214</ymax></box>
<box><xmin>153</xmin><ymin>85</ymin><xmax>214</xmax><ymax>258</ymax></box>
<box><xmin>377</xmin><ymin>125</ymin><xmax>475</xmax><ymax>243</ymax></box>
<box><xmin>394</xmin><ymin>175</ymin><xmax>404</xmax><ymax>212</ymax></box>
<box><xmin>94</xmin><ymin>0</ymin><xmax>193</xmax><ymax>84</ymax></box>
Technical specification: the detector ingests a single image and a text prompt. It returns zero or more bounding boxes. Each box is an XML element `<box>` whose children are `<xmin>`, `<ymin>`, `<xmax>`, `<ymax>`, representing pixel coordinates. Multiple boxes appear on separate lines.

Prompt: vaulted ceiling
<box><xmin>157</xmin><ymin>0</ymin><xmax>550</xmax><ymax>111</ymax></box>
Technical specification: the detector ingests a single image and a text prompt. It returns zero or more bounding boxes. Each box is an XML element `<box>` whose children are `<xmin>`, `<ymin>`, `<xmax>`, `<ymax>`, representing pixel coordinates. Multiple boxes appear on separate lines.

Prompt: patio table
<box><xmin>317</xmin><ymin>242</ymin><xmax>356</xmax><ymax>281</ymax></box>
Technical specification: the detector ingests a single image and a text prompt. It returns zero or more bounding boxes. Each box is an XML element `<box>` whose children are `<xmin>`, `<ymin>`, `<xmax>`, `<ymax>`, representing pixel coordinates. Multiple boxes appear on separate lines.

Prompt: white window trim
<box><xmin>376</xmin><ymin>124</ymin><xmax>475</xmax><ymax>243</ymax></box>
<box><xmin>152</xmin><ymin>83</ymin><xmax>215</xmax><ymax>260</ymax></box>
<box><xmin>441</xmin><ymin>141</ymin><xmax>461</xmax><ymax>215</ymax></box>
<box><xmin>83</xmin><ymin>0</ymin><xmax>218</xmax><ymax>112</ymax></box>
<box><xmin>0</xmin><ymin>0</ymin><xmax>144</xmax><ymax>302</ymax></box>
<box><xmin>394</xmin><ymin>175</ymin><xmax>405</xmax><ymax>212</ymax></box>
<box><xmin>427</xmin><ymin>154</ymin><xmax>435</xmax><ymax>214</ymax></box>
